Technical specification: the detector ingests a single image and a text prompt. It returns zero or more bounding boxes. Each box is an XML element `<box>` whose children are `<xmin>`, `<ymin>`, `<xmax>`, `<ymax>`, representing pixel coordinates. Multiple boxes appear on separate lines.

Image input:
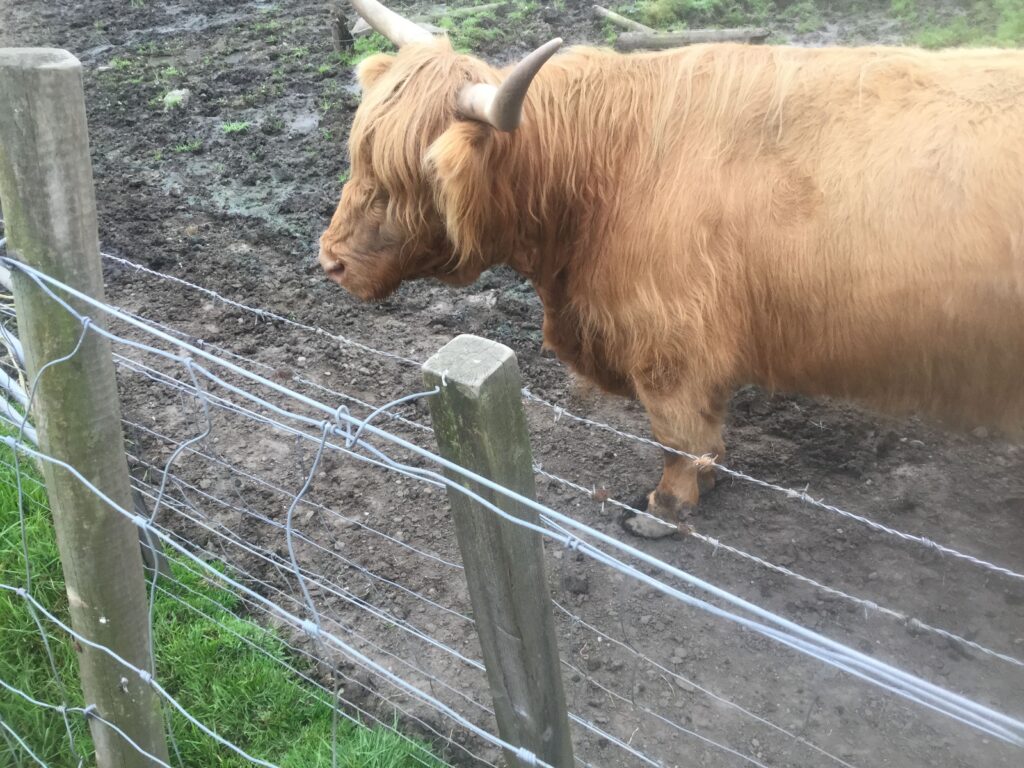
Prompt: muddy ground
<box><xmin>2</xmin><ymin>2</ymin><xmax>1022</xmax><ymax>767</ymax></box>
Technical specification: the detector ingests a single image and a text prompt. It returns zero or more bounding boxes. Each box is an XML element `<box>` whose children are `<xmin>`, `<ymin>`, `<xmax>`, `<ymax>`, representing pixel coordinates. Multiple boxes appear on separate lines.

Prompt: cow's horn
<box><xmin>457</xmin><ymin>38</ymin><xmax>563</xmax><ymax>132</ymax></box>
<box><xmin>350</xmin><ymin>0</ymin><xmax>434</xmax><ymax>47</ymax></box>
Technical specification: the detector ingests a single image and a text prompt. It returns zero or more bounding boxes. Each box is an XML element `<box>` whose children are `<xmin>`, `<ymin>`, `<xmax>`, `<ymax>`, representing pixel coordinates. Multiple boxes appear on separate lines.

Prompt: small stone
<box><xmin>972</xmin><ymin>426</ymin><xmax>989</xmax><ymax>439</ymax></box>
<box><xmin>639</xmin><ymin>615</ymin><xmax>652</xmax><ymax>626</ymax></box>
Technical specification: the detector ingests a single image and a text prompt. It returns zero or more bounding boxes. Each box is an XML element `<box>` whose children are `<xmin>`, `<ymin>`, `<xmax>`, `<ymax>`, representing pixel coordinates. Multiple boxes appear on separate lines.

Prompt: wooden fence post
<box><xmin>423</xmin><ymin>334</ymin><xmax>574</xmax><ymax>768</ymax></box>
<box><xmin>0</xmin><ymin>48</ymin><xmax>170</xmax><ymax>766</ymax></box>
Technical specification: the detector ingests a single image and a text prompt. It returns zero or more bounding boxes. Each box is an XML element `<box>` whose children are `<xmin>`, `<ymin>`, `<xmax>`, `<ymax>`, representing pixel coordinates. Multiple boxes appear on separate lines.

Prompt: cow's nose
<box><xmin>318</xmin><ymin>244</ymin><xmax>346</xmax><ymax>281</ymax></box>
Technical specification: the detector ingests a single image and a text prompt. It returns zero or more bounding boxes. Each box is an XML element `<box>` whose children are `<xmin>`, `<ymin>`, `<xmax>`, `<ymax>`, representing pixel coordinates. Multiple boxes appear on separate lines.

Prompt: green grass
<box><xmin>108</xmin><ymin>56</ymin><xmax>134</xmax><ymax>71</ymax></box>
<box><xmin>221</xmin><ymin>121</ymin><xmax>251</xmax><ymax>135</ymax></box>
<box><xmin>0</xmin><ymin>440</ymin><xmax>443</xmax><ymax>767</ymax></box>
<box><xmin>437</xmin><ymin>5</ymin><xmax>508</xmax><ymax>52</ymax></box>
<box><xmin>336</xmin><ymin>33</ymin><xmax>396</xmax><ymax>66</ymax></box>
<box><xmin>173</xmin><ymin>138</ymin><xmax>203</xmax><ymax>153</ymax></box>
<box><xmin>910</xmin><ymin>0</ymin><xmax>1024</xmax><ymax>47</ymax></box>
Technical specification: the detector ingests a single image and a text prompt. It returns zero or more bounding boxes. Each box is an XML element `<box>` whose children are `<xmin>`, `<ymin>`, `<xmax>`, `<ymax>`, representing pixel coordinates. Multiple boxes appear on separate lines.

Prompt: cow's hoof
<box><xmin>618</xmin><ymin>492</ymin><xmax>685</xmax><ymax>539</ymax></box>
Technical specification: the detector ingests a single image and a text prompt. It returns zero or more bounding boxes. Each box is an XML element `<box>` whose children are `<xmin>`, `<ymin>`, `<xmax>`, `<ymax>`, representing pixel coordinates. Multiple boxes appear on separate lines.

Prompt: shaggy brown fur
<box><xmin>319</xmin><ymin>38</ymin><xmax>1024</xmax><ymax>535</ymax></box>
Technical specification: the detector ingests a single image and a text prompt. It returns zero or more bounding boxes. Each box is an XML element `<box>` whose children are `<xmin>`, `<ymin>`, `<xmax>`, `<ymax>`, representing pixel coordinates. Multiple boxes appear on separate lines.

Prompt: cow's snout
<box><xmin>318</xmin><ymin>240</ymin><xmax>347</xmax><ymax>285</ymax></box>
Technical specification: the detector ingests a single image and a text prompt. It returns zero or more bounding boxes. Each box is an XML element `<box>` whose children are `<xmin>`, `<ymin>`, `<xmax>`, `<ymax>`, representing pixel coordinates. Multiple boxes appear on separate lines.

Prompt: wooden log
<box><xmin>446</xmin><ymin>2</ymin><xmax>507</xmax><ymax>19</ymax></box>
<box><xmin>0</xmin><ymin>48</ymin><xmax>170</xmax><ymax>768</ymax></box>
<box><xmin>592</xmin><ymin>5</ymin><xmax>654</xmax><ymax>34</ymax></box>
<box><xmin>351</xmin><ymin>16</ymin><xmax>444</xmax><ymax>38</ymax></box>
<box><xmin>615</xmin><ymin>27</ymin><xmax>771</xmax><ymax>51</ymax></box>
<box><xmin>423</xmin><ymin>334</ymin><xmax>574</xmax><ymax>768</ymax></box>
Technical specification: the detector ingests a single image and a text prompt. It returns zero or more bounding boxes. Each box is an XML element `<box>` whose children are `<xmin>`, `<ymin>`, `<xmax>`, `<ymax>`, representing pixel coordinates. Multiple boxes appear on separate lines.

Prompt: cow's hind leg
<box><xmin>621</xmin><ymin>390</ymin><xmax>726</xmax><ymax>539</ymax></box>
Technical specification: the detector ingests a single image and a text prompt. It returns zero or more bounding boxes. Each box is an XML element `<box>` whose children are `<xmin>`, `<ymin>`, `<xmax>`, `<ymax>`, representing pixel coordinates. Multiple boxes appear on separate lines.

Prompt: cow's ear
<box><xmin>356</xmin><ymin>54</ymin><xmax>395</xmax><ymax>89</ymax></box>
<box><xmin>425</xmin><ymin>122</ymin><xmax>513</xmax><ymax>262</ymax></box>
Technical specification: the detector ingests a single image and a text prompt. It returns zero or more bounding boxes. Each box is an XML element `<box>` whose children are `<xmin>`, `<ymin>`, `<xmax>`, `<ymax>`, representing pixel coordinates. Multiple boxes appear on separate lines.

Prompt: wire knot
<box><xmin>137</xmin><ymin>670</ymin><xmax>153</xmax><ymax>686</ymax></box>
<box><xmin>82</xmin><ymin>704</ymin><xmax>97</xmax><ymax>719</ymax></box>
<box><xmin>564</xmin><ymin>536</ymin><xmax>581</xmax><ymax>552</ymax></box>
<box><xmin>300</xmin><ymin>619</ymin><xmax>321</xmax><ymax>638</ymax></box>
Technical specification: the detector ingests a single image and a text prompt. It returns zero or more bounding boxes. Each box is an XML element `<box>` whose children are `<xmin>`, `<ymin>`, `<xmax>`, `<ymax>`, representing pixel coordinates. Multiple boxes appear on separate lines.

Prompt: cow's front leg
<box><xmin>621</xmin><ymin>389</ymin><xmax>727</xmax><ymax>539</ymax></box>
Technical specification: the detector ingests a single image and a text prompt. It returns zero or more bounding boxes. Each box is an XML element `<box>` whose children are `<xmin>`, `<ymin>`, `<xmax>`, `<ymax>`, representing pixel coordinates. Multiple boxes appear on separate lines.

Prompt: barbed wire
<box><xmin>4</xmin><ymin>256</ymin><xmax>1023</xmax><ymax>766</ymax></box>
<box><xmin>522</xmin><ymin>389</ymin><xmax>1024</xmax><ymax>583</ymax></box>
<box><xmin>535</xmin><ymin>466</ymin><xmax>1024</xmax><ymax>670</ymax></box>
<box><xmin>79</xmin><ymin>289</ymin><xmax>1024</xmax><ymax>680</ymax></box>
<box><xmin>552</xmin><ymin>600</ymin><xmax>862</xmax><ymax>768</ymax></box>
<box><xmin>92</xmin><ymin>332</ymin><xmax>1024</xmax><ymax>688</ymax></box>
<box><xmin>92</xmin><ymin>251</ymin><xmax>1024</xmax><ymax>585</ymax></box>
<box><xmin>561</xmin><ymin>656</ymin><xmax>772</xmax><ymax>768</ymax></box>
<box><xmin>100</xmin><ymin>250</ymin><xmax>423</xmax><ymax>368</ymax></box>
<box><xmin>11</xmin><ymin>261</ymin><xmax>991</xmax><ymax>725</ymax></box>
<box><xmin>92</xmin><ymin>304</ymin><xmax>1024</xmax><ymax>673</ymax></box>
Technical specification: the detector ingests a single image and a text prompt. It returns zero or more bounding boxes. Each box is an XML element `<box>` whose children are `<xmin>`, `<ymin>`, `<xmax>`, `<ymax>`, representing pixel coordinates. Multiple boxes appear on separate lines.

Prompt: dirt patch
<box><xmin>2</xmin><ymin>2</ymin><xmax>1022</xmax><ymax>767</ymax></box>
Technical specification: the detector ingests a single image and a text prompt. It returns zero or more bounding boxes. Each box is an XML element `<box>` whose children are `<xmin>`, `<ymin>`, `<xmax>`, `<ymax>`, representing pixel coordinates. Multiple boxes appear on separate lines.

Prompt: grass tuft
<box><xmin>221</xmin><ymin>121</ymin><xmax>252</xmax><ymax>135</ymax></box>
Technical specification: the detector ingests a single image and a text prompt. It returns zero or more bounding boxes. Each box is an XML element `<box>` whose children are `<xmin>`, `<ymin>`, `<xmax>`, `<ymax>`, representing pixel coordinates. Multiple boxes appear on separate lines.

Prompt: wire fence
<box><xmin>1</xmin><ymin>241</ymin><xmax>1022</xmax><ymax>768</ymax></box>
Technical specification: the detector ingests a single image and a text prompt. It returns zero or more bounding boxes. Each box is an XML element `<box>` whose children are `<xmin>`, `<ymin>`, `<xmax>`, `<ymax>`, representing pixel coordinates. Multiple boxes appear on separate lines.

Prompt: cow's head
<box><xmin>318</xmin><ymin>0</ymin><xmax>561</xmax><ymax>300</ymax></box>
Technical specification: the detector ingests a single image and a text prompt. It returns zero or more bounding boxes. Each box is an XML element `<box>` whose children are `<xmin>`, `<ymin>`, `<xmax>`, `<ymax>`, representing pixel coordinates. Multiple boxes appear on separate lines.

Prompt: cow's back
<box><xmin>743</xmin><ymin>46</ymin><xmax>1024</xmax><ymax>430</ymax></box>
<box><xmin>548</xmin><ymin>44</ymin><xmax>1024</xmax><ymax>433</ymax></box>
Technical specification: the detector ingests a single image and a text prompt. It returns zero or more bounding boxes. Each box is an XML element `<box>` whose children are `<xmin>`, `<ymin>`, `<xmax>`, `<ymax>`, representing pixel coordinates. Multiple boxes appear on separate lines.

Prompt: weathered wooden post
<box><xmin>0</xmin><ymin>48</ymin><xmax>170</xmax><ymax>766</ymax></box>
<box><xmin>423</xmin><ymin>334</ymin><xmax>574</xmax><ymax>768</ymax></box>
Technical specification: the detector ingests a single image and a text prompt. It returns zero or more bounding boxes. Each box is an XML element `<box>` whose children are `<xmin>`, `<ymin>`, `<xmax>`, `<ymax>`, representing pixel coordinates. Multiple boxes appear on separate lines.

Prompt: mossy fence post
<box><xmin>423</xmin><ymin>334</ymin><xmax>574</xmax><ymax>768</ymax></box>
<box><xmin>0</xmin><ymin>48</ymin><xmax>171</xmax><ymax>766</ymax></box>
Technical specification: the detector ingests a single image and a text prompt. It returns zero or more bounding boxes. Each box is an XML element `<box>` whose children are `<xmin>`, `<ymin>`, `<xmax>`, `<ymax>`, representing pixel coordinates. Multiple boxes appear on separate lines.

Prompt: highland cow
<box><xmin>319</xmin><ymin>0</ymin><xmax>1024</xmax><ymax>537</ymax></box>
